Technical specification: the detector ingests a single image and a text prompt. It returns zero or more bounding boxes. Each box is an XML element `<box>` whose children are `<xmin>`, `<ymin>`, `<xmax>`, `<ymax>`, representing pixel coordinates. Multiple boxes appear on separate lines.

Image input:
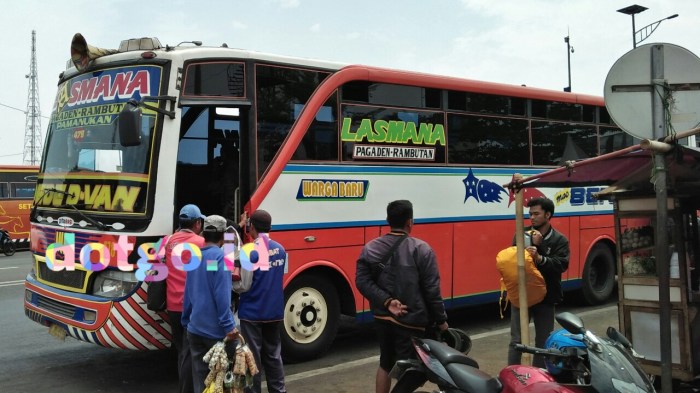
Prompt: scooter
<box><xmin>390</xmin><ymin>311</ymin><xmax>655</xmax><ymax>393</ymax></box>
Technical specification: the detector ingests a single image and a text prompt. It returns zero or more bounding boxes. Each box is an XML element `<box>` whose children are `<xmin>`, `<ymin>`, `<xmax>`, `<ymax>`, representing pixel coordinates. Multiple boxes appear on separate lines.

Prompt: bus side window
<box><xmin>291</xmin><ymin>97</ymin><xmax>338</xmax><ymax>162</ymax></box>
<box><xmin>0</xmin><ymin>183</ymin><xmax>7</xmax><ymax>199</ymax></box>
<box><xmin>11</xmin><ymin>182</ymin><xmax>36</xmax><ymax>199</ymax></box>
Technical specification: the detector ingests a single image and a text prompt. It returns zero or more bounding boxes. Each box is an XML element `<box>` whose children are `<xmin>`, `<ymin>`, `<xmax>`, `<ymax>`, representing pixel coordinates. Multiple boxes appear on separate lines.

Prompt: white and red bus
<box><xmin>24</xmin><ymin>34</ymin><xmax>633</xmax><ymax>360</ymax></box>
<box><xmin>0</xmin><ymin>165</ymin><xmax>38</xmax><ymax>249</ymax></box>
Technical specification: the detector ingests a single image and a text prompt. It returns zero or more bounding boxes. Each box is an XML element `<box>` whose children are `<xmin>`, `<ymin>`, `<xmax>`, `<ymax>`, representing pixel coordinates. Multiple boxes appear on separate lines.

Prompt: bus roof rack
<box><xmin>118</xmin><ymin>37</ymin><xmax>162</xmax><ymax>52</ymax></box>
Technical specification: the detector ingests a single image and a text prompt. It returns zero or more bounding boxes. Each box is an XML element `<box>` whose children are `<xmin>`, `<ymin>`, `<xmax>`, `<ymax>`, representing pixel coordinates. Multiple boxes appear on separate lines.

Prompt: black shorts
<box><xmin>376</xmin><ymin>319</ymin><xmax>424</xmax><ymax>372</ymax></box>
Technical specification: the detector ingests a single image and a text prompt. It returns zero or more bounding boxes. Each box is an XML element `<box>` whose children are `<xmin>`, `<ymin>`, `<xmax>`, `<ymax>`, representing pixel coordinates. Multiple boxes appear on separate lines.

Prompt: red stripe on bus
<box><xmin>95</xmin><ymin>330</ymin><xmax>109</xmax><ymax>348</ymax></box>
<box><xmin>126</xmin><ymin>297</ymin><xmax>172</xmax><ymax>341</ymax></box>
<box><xmin>102</xmin><ymin>323</ymin><xmax>129</xmax><ymax>349</ymax></box>
<box><xmin>114</xmin><ymin>303</ymin><xmax>166</xmax><ymax>349</ymax></box>
<box><xmin>108</xmin><ymin>315</ymin><xmax>147</xmax><ymax>350</ymax></box>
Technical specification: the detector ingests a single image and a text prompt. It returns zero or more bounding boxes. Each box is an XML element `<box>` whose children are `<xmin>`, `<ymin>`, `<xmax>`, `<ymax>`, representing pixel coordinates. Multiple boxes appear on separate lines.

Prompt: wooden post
<box><xmin>513</xmin><ymin>174</ymin><xmax>531</xmax><ymax>365</ymax></box>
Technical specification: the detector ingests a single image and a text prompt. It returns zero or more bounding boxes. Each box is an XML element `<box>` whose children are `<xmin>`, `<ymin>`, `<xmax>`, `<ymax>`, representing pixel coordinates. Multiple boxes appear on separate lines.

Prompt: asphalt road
<box><xmin>0</xmin><ymin>251</ymin><xmax>620</xmax><ymax>392</ymax></box>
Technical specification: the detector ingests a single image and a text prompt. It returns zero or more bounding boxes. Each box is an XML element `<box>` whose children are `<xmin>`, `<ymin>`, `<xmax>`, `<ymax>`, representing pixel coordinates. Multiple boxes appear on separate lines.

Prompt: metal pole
<box><xmin>513</xmin><ymin>174</ymin><xmax>531</xmax><ymax>365</ymax></box>
<box><xmin>651</xmin><ymin>44</ymin><xmax>672</xmax><ymax>392</ymax></box>
<box><xmin>565</xmin><ymin>36</ymin><xmax>572</xmax><ymax>92</ymax></box>
<box><xmin>632</xmin><ymin>14</ymin><xmax>637</xmax><ymax>48</ymax></box>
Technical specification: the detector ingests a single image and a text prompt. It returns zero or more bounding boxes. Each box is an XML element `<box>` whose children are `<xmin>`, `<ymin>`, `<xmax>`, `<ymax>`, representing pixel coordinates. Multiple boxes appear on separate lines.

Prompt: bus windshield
<box><xmin>43</xmin><ymin>121</ymin><xmax>152</xmax><ymax>175</ymax></box>
<box><xmin>36</xmin><ymin>64</ymin><xmax>162</xmax><ymax>216</ymax></box>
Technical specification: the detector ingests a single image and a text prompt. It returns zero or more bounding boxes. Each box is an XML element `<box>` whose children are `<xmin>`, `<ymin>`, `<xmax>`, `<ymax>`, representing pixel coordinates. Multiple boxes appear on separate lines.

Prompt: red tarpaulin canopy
<box><xmin>511</xmin><ymin>144</ymin><xmax>700</xmax><ymax>193</ymax></box>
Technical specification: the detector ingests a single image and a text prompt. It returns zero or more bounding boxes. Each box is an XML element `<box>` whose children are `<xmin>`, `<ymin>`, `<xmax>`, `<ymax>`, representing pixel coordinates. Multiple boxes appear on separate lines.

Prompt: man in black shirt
<box><xmin>508</xmin><ymin>197</ymin><xmax>570</xmax><ymax>368</ymax></box>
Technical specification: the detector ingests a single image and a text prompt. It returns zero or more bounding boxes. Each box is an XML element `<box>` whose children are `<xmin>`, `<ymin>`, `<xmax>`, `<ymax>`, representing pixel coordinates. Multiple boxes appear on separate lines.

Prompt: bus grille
<box><xmin>36</xmin><ymin>294</ymin><xmax>77</xmax><ymax>319</ymax></box>
<box><xmin>37</xmin><ymin>263</ymin><xmax>86</xmax><ymax>291</ymax></box>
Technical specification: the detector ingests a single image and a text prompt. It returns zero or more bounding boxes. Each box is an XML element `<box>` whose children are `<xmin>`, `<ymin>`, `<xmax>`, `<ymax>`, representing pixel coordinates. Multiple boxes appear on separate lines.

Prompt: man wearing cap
<box><xmin>238</xmin><ymin>210</ymin><xmax>288</xmax><ymax>393</ymax></box>
<box><xmin>182</xmin><ymin>215</ymin><xmax>239</xmax><ymax>393</ymax></box>
<box><xmin>165</xmin><ymin>204</ymin><xmax>205</xmax><ymax>393</ymax></box>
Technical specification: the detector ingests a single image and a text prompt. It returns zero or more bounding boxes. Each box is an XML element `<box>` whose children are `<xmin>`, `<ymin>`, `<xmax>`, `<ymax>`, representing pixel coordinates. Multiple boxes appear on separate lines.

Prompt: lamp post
<box><xmin>617</xmin><ymin>4</ymin><xmax>679</xmax><ymax>48</ymax></box>
<box><xmin>564</xmin><ymin>36</ymin><xmax>573</xmax><ymax>92</ymax></box>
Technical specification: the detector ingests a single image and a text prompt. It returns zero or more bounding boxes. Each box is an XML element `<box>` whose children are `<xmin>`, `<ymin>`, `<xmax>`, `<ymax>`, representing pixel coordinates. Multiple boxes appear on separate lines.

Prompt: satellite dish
<box><xmin>604</xmin><ymin>43</ymin><xmax>700</xmax><ymax>140</ymax></box>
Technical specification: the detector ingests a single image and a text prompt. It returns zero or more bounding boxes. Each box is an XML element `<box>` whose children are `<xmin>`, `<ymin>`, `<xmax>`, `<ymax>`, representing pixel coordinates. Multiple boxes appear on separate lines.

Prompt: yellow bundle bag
<box><xmin>496</xmin><ymin>246</ymin><xmax>547</xmax><ymax>317</ymax></box>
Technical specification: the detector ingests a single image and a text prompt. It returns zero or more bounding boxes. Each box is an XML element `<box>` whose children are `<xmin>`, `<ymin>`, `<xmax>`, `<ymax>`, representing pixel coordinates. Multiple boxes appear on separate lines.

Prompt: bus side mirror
<box><xmin>118</xmin><ymin>100</ymin><xmax>143</xmax><ymax>147</ymax></box>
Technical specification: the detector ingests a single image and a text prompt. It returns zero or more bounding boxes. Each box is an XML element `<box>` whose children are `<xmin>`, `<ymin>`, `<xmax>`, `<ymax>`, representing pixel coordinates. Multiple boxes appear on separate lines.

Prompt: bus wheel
<box><xmin>281</xmin><ymin>274</ymin><xmax>340</xmax><ymax>362</ymax></box>
<box><xmin>581</xmin><ymin>244</ymin><xmax>615</xmax><ymax>305</ymax></box>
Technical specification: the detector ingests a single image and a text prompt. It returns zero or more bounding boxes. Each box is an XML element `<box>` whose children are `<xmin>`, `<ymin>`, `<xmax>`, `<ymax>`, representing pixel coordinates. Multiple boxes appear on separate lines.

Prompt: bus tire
<box><xmin>581</xmin><ymin>244</ymin><xmax>615</xmax><ymax>305</ymax></box>
<box><xmin>281</xmin><ymin>274</ymin><xmax>340</xmax><ymax>362</ymax></box>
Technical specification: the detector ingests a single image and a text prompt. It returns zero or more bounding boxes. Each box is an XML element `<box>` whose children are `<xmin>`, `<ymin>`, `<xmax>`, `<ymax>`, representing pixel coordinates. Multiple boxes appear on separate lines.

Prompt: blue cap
<box><xmin>179</xmin><ymin>204</ymin><xmax>205</xmax><ymax>220</ymax></box>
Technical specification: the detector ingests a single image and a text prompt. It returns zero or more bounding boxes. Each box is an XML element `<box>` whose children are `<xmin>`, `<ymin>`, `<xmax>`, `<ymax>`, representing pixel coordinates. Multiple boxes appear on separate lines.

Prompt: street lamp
<box><xmin>564</xmin><ymin>36</ymin><xmax>574</xmax><ymax>92</ymax></box>
<box><xmin>617</xmin><ymin>4</ymin><xmax>679</xmax><ymax>48</ymax></box>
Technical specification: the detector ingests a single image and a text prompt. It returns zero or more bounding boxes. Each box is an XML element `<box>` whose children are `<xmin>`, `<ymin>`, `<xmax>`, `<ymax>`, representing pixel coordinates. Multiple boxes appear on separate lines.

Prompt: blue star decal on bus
<box><xmin>463</xmin><ymin>169</ymin><xmax>507</xmax><ymax>203</ymax></box>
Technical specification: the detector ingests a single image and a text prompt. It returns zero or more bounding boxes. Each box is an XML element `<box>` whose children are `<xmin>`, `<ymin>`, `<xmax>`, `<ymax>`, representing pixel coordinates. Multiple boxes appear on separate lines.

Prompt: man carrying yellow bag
<box><xmin>500</xmin><ymin>197</ymin><xmax>570</xmax><ymax>368</ymax></box>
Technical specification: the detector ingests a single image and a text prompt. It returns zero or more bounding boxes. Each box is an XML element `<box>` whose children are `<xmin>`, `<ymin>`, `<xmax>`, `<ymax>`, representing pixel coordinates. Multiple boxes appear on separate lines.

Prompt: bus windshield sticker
<box><xmin>34</xmin><ymin>181</ymin><xmax>146</xmax><ymax>213</ymax></box>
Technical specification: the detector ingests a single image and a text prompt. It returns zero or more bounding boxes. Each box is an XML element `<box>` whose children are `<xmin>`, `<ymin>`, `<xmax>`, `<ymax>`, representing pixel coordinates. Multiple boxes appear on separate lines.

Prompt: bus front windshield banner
<box><xmin>39</xmin><ymin>65</ymin><xmax>163</xmax><ymax>215</ymax></box>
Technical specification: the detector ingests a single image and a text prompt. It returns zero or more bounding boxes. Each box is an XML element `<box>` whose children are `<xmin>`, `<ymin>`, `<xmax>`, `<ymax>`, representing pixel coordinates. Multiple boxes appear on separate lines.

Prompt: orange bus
<box><xmin>24</xmin><ymin>34</ymin><xmax>632</xmax><ymax>361</ymax></box>
<box><xmin>0</xmin><ymin>165</ymin><xmax>38</xmax><ymax>250</ymax></box>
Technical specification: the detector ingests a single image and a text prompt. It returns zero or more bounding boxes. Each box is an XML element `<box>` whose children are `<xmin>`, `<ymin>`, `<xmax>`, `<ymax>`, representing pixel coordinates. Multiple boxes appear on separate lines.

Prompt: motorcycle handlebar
<box><xmin>514</xmin><ymin>344</ymin><xmax>583</xmax><ymax>358</ymax></box>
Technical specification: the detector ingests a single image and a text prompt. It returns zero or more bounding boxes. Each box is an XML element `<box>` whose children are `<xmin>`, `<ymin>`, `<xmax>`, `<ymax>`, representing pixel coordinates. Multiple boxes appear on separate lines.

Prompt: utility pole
<box><xmin>24</xmin><ymin>30</ymin><xmax>43</xmax><ymax>166</ymax></box>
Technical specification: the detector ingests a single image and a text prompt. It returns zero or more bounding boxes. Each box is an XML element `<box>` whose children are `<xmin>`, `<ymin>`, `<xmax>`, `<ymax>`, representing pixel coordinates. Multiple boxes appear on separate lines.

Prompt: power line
<box><xmin>0</xmin><ymin>101</ymin><xmax>49</xmax><ymax>119</ymax></box>
<box><xmin>0</xmin><ymin>153</ymin><xmax>24</xmax><ymax>158</ymax></box>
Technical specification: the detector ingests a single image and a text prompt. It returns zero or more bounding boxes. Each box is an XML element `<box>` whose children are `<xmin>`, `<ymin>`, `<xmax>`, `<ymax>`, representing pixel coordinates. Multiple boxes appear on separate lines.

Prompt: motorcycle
<box><xmin>390</xmin><ymin>311</ymin><xmax>655</xmax><ymax>393</ymax></box>
<box><xmin>0</xmin><ymin>228</ymin><xmax>15</xmax><ymax>256</ymax></box>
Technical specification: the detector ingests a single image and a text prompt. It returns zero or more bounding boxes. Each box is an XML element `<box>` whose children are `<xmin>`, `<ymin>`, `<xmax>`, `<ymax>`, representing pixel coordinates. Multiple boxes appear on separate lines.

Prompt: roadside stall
<box><xmin>511</xmin><ymin>138</ymin><xmax>700</xmax><ymax>383</ymax></box>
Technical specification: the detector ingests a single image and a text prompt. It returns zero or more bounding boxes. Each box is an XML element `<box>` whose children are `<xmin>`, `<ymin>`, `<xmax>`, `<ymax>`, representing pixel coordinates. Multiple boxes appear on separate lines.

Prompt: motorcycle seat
<box><xmin>423</xmin><ymin>339</ymin><xmax>480</xmax><ymax>368</ymax></box>
<box><xmin>445</xmin><ymin>363</ymin><xmax>503</xmax><ymax>393</ymax></box>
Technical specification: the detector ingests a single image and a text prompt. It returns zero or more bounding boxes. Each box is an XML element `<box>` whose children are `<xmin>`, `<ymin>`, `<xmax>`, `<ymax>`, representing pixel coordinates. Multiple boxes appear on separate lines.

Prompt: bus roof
<box><xmin>0</xmin><ymin>165</ymin><xmax>39</xmax><ymax>172</ymax></box>
<box><xmin>64</xmin><ymin>35</ymin><xmax>603</xmax><ymax>106</ymax></box>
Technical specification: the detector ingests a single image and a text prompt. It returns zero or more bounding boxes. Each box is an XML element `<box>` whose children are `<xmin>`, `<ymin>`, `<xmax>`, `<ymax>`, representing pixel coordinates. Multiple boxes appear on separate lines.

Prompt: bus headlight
<box><xmin>92</xmin><ymin>270</ymin><xmax>139</xmax><ymax>298</ymax></box>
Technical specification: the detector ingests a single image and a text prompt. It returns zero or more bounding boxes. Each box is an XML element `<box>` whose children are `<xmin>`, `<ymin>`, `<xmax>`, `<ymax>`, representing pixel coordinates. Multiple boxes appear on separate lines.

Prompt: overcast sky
<box><xmin>1</xmin><ymin>0</ymin><xmax>697</xmax><ymax>165</ymax></box>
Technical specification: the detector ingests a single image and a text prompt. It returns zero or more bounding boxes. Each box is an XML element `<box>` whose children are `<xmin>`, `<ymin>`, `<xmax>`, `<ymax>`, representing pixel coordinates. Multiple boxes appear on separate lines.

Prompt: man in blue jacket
<box><xmin>238</xmin><ymin>209</ymin><xmax>287</xmax><ymax>393</ymax></box>
<box><xmin>182</xmin><ymin>214</ymin><xmax>239</xmax><ymax>393</ymax></box>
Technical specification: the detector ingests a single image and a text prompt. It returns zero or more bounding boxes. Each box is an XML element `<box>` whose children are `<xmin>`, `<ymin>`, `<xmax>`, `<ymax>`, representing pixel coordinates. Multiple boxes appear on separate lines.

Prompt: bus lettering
<box><xmin>67</xmin><ymin>70</ymin><xmax>150</xmax><ymax>107</ymax></box>
<box><xmin>554</xmin><ymin>188</ymin><xmax>571</xmax><ymax>206</ymax></box>
<box><xmin>570</xmin><ymin>187</ymin><xmax>607</xmax><ymax>206</ymax></box>
<box><xmin>297</xmin><ymin>179</ymin><xmax>369</xmax><ymax>200</ymax></box>
<box><xmin>386</xmin><ymin>120</ymin><xmax>404</xmax><ymax>142</ymax></box>
<box><xmin>341</xmin><ymin>117</ymin><xmax>445</xmax><ymax>146</ymax></box>
<box><xmin>36</xmin><ymin>184</ymin><xmax>142</xmax><ymax>212</ymax></box>
<box><xmin>56</xmin><ymin>114</ymin><xmax>115</xmax><ymax>129</ymax></box>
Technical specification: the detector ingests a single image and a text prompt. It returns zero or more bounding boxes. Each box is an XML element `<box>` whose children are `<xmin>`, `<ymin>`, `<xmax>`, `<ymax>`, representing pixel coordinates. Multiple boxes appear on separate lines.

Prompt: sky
<box><xmin>1</xmin><ymin>0</ymin><xmax>698</xmax><ymax>165</ymax></box>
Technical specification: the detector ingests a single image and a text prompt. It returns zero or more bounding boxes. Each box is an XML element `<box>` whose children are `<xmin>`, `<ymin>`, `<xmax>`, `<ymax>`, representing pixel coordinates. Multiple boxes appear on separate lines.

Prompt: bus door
<box><xmin>175</xmin><ymin>105</ymin><xmax>248</xmax><ymax>224</ymax></box>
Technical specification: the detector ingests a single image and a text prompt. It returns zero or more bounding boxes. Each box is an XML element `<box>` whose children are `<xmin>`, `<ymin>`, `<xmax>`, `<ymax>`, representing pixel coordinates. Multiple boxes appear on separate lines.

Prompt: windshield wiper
<box><xmin>31</xmin><ymin>187</ymin><xmax>107</xmax><ymax>231</ymax></box>
<box><xmin>30</xmin><ymin>187</ymin><xmax>65</xmax><ymax>220</ymax></box>
<box><xmin>61</xmin><ymin>203</ymin><xmax>108</xmax><ymax>231</ymax></box>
